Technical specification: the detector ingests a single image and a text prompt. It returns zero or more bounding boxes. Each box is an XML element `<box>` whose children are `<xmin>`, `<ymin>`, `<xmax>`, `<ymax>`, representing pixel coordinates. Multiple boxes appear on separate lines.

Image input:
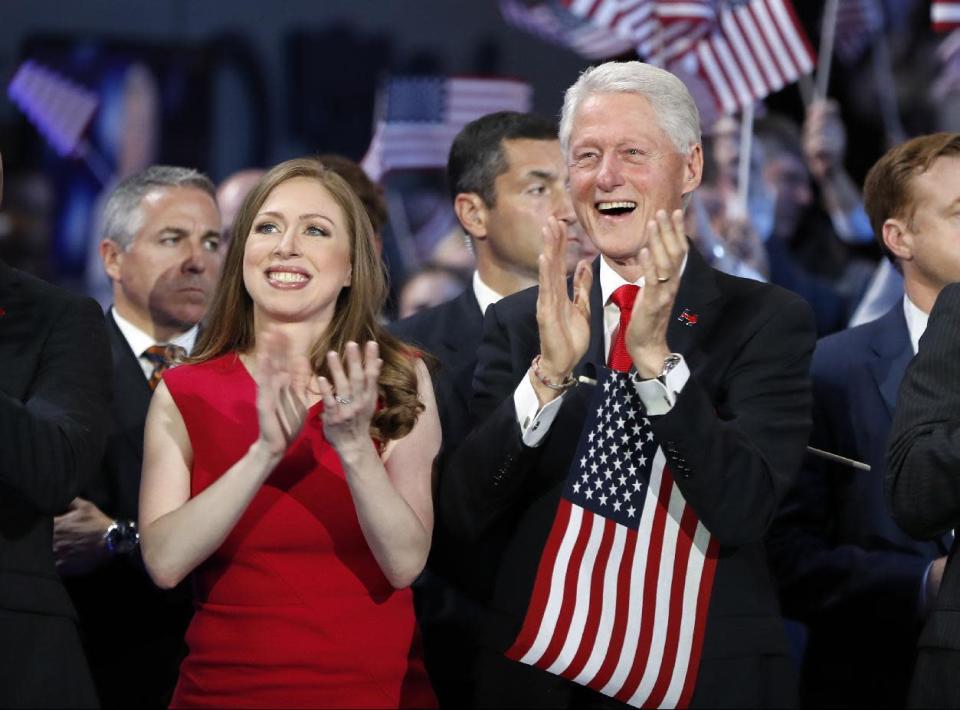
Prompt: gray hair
<box><xmin>100</xmin><ymin>165</ymin><xmax>216</xmax><ymax>249</ymax></box>
<box><xmin>559</xmin><ymin>61</ymin><xmax>702</xmax><ymax>158</ymax></box>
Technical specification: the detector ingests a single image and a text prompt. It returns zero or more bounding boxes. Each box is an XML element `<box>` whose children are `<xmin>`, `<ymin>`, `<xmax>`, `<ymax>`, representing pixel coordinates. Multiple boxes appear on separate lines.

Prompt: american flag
<box><xmin>499</xmin><ymin>0</ymin><xmax>637</xmax><ymax>60</ymax></box>
<box><xmin>7</xmin><ymin>60</ymin><xmax>98</xmax><ymax>157</ymax></box>
<box><xmin>933</xmin><ymin>0</ymin><xmax>960</xmax><ymax>32</ymax></box>
<box><xmin>690</xmin><ymin>0</ymin><xmax>815</xmax><ymax>115</ymax></box>
<box><xmin>565</xmin><ymin>0</ymin><xmax>814</xmax><ymax>116</ymax></box>
<box><xmin>564</xmin><ymin>0</ymin><xmax>717</xmax><ymax>65</ymax></box>
<box><xmin>506</xmin><ymin>369</ymin><xmax>718</xmax><ymax>709</ymax></box>
<box><xmin>834</xmin><ymin>0</ymin><xmax>884</xmax><ymax>65</ymax></box>
<box><xmin>360</xmin><ymin>77</ymin><xmax>532</xmax><ymax>182</ymax></box>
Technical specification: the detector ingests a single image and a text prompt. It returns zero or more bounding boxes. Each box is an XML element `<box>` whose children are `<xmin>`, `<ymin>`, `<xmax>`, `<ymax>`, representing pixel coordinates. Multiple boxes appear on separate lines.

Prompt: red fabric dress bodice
<box><xmin>163</xmin><ymin>354</ymin><xmax>435</xmax><ymax>708</ymax></box>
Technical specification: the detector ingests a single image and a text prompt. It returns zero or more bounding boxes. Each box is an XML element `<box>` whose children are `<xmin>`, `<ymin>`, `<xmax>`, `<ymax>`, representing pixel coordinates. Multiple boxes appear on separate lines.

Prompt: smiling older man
<box><xmin>440</xmin><ymin>61</ymin><xmax>816</xmax><ymax>708</ymax></box>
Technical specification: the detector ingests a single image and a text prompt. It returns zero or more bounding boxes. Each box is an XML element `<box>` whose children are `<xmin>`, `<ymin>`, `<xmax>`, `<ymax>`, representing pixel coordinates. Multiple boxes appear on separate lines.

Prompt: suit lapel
<box><xmin>106</xmin><ymin>310</ymin><xmax>152</xmax><ymax>446</ymax></box>
<box><xmin>440</xmin><ymin>288</ymin><xmax>484</xmax><ymax>362</ymax></box>
<box><xmin>665</xmin><ymin>247</ymin><xmax>723</xmax><ymax>364</ymax></box>
<box><xmin>867</xmin><ymin>304</ymin><xmax>912</xmax><ymax>419</ymax></box>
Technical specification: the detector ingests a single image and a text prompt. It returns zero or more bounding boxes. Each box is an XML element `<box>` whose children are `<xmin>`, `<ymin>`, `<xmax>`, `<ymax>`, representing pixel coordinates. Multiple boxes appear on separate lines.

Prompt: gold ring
<box><xmin>657</xmin><ymin>275</ymin><xmax>671</xmax><ymax>283</ymax></box>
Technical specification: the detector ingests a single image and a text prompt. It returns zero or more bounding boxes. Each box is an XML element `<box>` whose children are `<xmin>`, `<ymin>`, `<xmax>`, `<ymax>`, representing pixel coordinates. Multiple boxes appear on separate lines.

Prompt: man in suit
<box><xmin>768</xmin><ymin>133</ymin><xmax>960</xmax><ymax>708</ymax></box>
<box><xmin>441</xmin><ymin>61</ymin><xmax>816</xmax><ymax>708</ymax></box>
<box><xmin>53</xmin><ymin>165</ymin><xmax>223</xmax><ymax>707</ymax></box>
<box><xmin>390</xmin><ymin>111</ymin><xmax>579</xmax><ymax>706</ymax></box>
<box><xmin>0</xmin><ymin>151</ymin><xmax>112</xmax><ymax>707</ymax></box>
<box><xmin>885</xmin><ymin>135</ymin><xmax>960</xmax><ymax>708</ymax></box>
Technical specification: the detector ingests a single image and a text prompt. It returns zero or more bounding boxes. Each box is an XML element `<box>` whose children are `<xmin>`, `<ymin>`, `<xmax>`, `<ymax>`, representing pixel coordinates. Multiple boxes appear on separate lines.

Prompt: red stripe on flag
<box><xmin>561</xmin><ymin>517</ymin><xmax>617</xmax><ymax>681</ymax></box>
<box><xmin>677</xmin><ymin>536</ymin><xmax>720</xmax><ymax>709</ymax></box>
<box><xmin>535</xmin><ymin>510</ymin><xmax>597</xmax><ymax>670</ymax></box>
<box><xmin>738</xmin><ymin>4</ymin><xmax>786</xmax><ymax>89</ymax></box>
<box><xmin>587</xmin><ymin>527</ymin><xmax>639</xmax><ymax>689</ymax></box>
<box><xmin>614</xmin><ymin>469</ymin><xmax>674</xmax><ymax>703</ymax></box>
<box><xmin>643</xmin><ymin>490</ymin><xmax>700</xmax><ymax>708</ymax></box>
<box><xmin>506</xmin><ymin>500</ymin><xmax>574</xmax><ymax>660</ymax></box>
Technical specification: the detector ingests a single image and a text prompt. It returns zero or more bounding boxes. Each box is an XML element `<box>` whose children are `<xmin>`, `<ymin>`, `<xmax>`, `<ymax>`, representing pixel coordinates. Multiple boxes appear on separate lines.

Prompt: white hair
<box><xmin>559</xmin><ymin>61</ymin><xmax>702</xmax><ymax>158</ymax></box>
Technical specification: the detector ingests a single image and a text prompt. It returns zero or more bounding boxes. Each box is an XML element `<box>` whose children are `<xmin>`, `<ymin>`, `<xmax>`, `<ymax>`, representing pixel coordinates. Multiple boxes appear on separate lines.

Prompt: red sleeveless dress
<box><xmin>163</xmin><ymin>354</ymin><xmax>435</xmax><ymax>708</ymax></box>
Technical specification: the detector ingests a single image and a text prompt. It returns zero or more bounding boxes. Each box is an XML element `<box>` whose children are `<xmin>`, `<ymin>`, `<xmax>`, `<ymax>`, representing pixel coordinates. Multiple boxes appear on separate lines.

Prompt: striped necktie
<box><xmin>143</xmin><ymin>344</ymin><xmax>185</xmax><ymax>391</ymax></box>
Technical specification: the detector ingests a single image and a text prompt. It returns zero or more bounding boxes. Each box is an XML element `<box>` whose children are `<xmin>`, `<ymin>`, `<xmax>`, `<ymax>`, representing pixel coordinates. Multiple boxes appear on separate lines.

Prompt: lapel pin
<box><xmin>677</xmin><ymin>308</ymin><xmax>698</xmax><ymax>327</ymax></box>
<box><xmin>0</xmin><ymin>307</ymin><xmax>6</xmax><ymax>318</ymax></box>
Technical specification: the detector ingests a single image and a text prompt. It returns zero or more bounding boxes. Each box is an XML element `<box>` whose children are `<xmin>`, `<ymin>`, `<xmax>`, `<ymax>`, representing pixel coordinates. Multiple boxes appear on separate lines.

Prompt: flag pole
<box><xmin>871</xmin><ymin>32</ymin><xmax>907</xmax><ymax>148</ymax></box>
<box><xmin>815</xmin><ymin>0</ymin><xmax>840</xmax><ymax>99</ymax></box>
<box><xmin>736</xmin><ymin>103</ymin><xmax>754</xmax><ymax>217</ymax></box>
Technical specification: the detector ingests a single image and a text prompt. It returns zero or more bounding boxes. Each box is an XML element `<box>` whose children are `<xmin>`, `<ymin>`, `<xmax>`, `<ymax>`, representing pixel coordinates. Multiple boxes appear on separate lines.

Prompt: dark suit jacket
<box><xmin>390</xmin><ymin>286</ymin><xmax>482</xmax><ymax>470</ymax></box>
<box><xmin>888</xmin><ymin>282</ymin><xmax>960</xmax><ymax>708</ymax></box>
<box><xmin>769</xmin><ymin>303</ymin><xmax>950</xmax><ymax>707</ymax></box>
<box><xmin>390</xmin><ymin>287</ymin><xmax>492</xmax><ymax>708</ymax></box>
<box><xmin>441</xmin><ymin>248</ymin><xmax>816</xmax><ymax>708</ymax></box>
<box><xmin>0</xmin><ymin>262</ymin><xmax>110</xmax><ymax>707</ymax></box>
<box><xmin>64</xmin><ymin>309</ymin><xmax>193</xmax><ymax>708</ymax></box>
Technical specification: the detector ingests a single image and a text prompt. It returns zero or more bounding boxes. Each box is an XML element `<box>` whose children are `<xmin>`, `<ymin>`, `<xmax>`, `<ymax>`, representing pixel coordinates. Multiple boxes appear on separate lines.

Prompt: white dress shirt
<box><xmin>903</xmin><ymin>293</ymin><xmax>930</xmax><ymax>356</ymax></box>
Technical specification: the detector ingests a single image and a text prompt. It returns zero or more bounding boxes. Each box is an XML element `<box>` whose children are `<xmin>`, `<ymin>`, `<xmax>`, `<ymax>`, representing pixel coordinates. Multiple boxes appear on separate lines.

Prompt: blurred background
<box><xmin>1</xmin><ymin>0</ymin><xmax>957</xmax><ymax>326</ymax></box>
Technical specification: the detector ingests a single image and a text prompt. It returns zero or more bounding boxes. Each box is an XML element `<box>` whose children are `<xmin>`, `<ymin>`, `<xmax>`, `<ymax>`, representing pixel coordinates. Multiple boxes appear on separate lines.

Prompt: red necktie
<box><xmin>608</xmin><ymin>284</ymin><xmax>639</xmax><ymax>373</ymax></box>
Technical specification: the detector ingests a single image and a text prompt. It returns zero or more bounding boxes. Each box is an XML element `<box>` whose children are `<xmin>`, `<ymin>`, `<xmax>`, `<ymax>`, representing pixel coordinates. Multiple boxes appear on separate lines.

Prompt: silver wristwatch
<box><xmin>103</xmin><ymin>519</ymin><xmax>140</xmax><ymax>555</ymax></box>
<box><xmin>657</xmin><ymin>353</ymin><xmax>683</xmax><ymax>385</ymax></box>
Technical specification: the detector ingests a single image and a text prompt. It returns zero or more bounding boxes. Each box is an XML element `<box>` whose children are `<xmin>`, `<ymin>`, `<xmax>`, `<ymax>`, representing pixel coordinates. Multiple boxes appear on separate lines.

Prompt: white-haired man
<box><xmin>440</xmin><ymin>61</ymin><xmax>816</xmax><ymax>708</ymax></box>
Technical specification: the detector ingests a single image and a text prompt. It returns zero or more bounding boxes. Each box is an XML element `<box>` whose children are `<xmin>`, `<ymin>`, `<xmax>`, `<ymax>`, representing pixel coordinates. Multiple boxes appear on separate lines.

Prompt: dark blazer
<box><xmin>888</xmin><ymin>282</ymin><xmax>960</xmax><ymax>708</ymax></box>
<box><xmin>441</xmin><ymin>248</ymin><xmax>816</xmax><ymax>708</ymax></box>
<box><xmin>390</xmin><ymin>286</ymin><xmax>490</xmax><ymax>708</ymax></box>
<box><xmin>0</xmin><ymin>262</ymin><xmax>110</xmax><ymax>708</ymax></box>
<box><xmin>64</xmin><ymin>309</ymin><xmax>194</xmax><ymax>708</ymax></box>
<box><xmin>768</xmin><ymin>303</ymin><xmax>950</xmax><ymax>707</ymax></box>
<box><xmin>390</xmin><ymin>286</ymin><xmax>482</xmax><ymax>468</ymax></box>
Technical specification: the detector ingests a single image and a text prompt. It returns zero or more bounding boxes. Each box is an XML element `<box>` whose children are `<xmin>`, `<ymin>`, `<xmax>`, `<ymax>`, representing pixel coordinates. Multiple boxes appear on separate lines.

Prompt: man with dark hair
<box><xmin>0</xmin><ymin>150</ymin><xmax>112</xmax><ymax>707</ymax></box>
<box><xmin>390</xmin><ymin>110</ymin><xmax>580</xmax><ymax>706</ymax></box>
<box><xmin>885</xmin><ymin>133</ymin><xmax>960</xmax><ymax>708</ymax></box>
<box><xmin>769</xmin><ymin>132</ymin><xmax>960</xmax><ymax>707</ymax></box>
<box><xmin>54</xmin><ymin>165</ymin><xmax>223</xmax><ymax>707</ymax></box>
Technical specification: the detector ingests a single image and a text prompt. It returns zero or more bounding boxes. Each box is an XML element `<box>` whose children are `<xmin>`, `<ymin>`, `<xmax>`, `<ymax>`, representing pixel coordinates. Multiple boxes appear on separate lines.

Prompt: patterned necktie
<box><xmin>143</xmin><ymin>344</ymin><xmax>185</xmax><ymax>391</ymax></box>
<box><xmin>608</xmin><ymin>284</ymin><xmax>640</xmax><ymax>373</ymax></box>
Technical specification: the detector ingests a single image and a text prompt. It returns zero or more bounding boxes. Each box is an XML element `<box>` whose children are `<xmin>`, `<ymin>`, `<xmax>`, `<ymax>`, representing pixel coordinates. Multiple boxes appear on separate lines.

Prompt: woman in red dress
<box><xmin>139</xmin><ymin>158</ymin><xmax>439</xmax><ymax>708</ymax></box>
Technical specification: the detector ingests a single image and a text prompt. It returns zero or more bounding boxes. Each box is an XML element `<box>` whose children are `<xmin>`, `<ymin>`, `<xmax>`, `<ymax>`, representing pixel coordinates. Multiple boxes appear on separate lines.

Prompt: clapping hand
<box><xmin>626</xmin><ymin>209</ymin><xmax>688</xmax><ymax>378</ymax></box>
<box><xmin>533</xmin><ymin>216</ymin><xmax>593</xmax><ymax>403</ymax></box>
<box><xmin>255</xmin><ymin>328</ymin><xmax>318</xmax><ymax>456</ymax></box>
<box><xmin>316</xmin><ymin>341</ymin><xmax>382</xmax><ymax>460</ymax></box>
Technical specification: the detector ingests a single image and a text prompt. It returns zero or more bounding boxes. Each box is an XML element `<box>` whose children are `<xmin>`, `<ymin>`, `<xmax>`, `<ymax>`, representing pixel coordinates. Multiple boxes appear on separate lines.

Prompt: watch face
<box><xmin>105</xmin><ymin>521</ymin><xmax>139</xmax><ymax>555</ymax></box>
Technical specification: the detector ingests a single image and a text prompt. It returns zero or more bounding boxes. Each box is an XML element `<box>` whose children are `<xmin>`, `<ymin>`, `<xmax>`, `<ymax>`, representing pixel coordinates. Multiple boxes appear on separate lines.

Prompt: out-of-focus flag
<box><xmin>564</xmin><ymin>0</ymin><xmax>717</xmax><ymax>65</ymax></box>
<box><xmin>361</xmin><ymin>77</ymin><xmax>533</xmax><ymax>182</ymax></box>
<box><xmin>932</xmin><ymin>0</ymin><xmax>960</xmax><ymax>32</ymax></box>
<box><xmin>564</xmin><ymin>0</ymin><xmax>814</xmax><ymax>116</ymax></box>
<box><xmin>934</xmin><ymin>29</ymin><xmax>960</xmax><ymax>98</ymax></box>
<box><xmin>500</xmin><ymin>0</ymin><xmax>637</xmax><ymax>60</ymax></box>
<box><xmin>691</xmin><ymin>0</ymin><xmax>815</xmax><ymax>115</ymax></box>
<box><xmin>834</xmin><ymin>0</ymin><xmax>884</xmax><ymax>65</ymax></box>
<box><xmin>7</xmin><ymin>60</ymin><xmax>98</xmax><ymax>157</ymax></box>
<box><xmin>506</xmin><ymin>369</ymin><xmax>718</xmax><ymax>709</ymax></box>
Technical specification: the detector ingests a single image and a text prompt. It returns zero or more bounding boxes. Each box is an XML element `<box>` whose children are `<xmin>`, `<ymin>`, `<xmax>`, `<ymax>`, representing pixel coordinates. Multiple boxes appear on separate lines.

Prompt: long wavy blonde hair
<box><xmin>193</xmin><ymin>157</ymin><xmax>425</xmax><ymax>442</ymax></box>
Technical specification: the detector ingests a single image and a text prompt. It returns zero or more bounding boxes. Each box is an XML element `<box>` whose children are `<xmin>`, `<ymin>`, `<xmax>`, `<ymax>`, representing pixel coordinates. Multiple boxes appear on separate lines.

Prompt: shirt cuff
<box><xmin>632</xmin><ymin>356</ymin><xmax>690</xmax><ymax>416</ymax></box>
<box><xmin>514</xmin><ymin>371</ymin><xmax>565</xmax><ymax>447</ymax></box>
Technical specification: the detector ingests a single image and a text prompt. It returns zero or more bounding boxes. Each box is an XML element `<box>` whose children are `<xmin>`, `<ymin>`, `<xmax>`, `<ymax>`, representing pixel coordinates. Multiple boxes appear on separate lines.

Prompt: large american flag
<box><xmin>506</xmin><ymin>369</ymin><xmax>718</xmax><ymax>709</ymax></box>
<box><xmin>360</xmin><ymin>77</ymin><xmax>532</xmax><ymax>182</ymax></box>
<box><xmin>564</xmin><ymin>0</ymin><xmax>814</xmax><ymax>116</ymax></box>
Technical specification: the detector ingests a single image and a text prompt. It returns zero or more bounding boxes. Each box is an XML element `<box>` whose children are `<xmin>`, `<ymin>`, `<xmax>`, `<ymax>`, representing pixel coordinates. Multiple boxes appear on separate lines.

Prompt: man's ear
<box><xmin>454</xmin><ymin>192</ymin><xmax>489</xmax><ymax>242</ymax></box>
<box><xmin>100</xmin><ymin>239</ymin><xmax>124</xmax><ymax>282</ymax></box>
<box><xmin>681</xmin><ymin>144</ymin><xmax>704</xmax><ymax>201</ymax></box>
<box><xmin>882</xmin><ymin>218</ymin><xmax>913</xmax><ymax>263</ymax></box>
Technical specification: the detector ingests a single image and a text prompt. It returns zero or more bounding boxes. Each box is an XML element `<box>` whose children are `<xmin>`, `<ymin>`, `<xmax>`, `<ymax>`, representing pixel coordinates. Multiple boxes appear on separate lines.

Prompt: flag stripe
<box><xmin>543</xmin><ymin>512</ymin><xmax>606</xmax><ymax>673</ymax></box>
<box><xmin>506</xmin><ymin>500</ymin><xmax>576</xmax><ymax>662</ymax></box>
<box><xmin>734</xmin><ymin>5</ymin><xmax>785</xmax><ymax>89</ymax></box>
<box><xmin>677</xmin><ymin>535</ymin><xmax>720</xmax><ymax>708</ymax></box>
<box><xmin>610</xmin><ymin>454</ymin><xmax>674</xmax><ymax>702</ymax></box>
<box><xmin>560</xmin><ymin>517</ymin><xmax>619</xmax><ymax>680</ymax></box>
